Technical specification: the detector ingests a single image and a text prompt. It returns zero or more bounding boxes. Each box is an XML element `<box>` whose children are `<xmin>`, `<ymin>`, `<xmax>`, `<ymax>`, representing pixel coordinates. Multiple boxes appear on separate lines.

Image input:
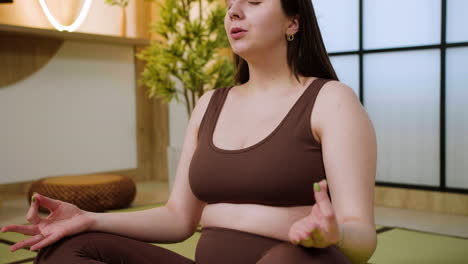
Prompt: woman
<box><xmin>1</xmin><ymin>0</ymin><xmax>377</xmax><ymax>263</ymax></box>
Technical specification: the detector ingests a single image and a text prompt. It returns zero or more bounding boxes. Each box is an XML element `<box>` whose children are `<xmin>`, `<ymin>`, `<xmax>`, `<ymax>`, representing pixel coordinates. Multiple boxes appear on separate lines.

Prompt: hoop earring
<box><xmin>287</xmin><ymin>34</ymin><xmax>294</xmax><ymax>42</ymax></box>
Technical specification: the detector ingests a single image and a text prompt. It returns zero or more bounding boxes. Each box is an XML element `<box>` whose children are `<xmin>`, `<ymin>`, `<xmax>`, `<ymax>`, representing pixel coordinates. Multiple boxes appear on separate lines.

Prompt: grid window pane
<box><xmin>312</xmin><ymin>0</ymin><xmax>359</xmax><ymax>53</ymax></box>
<box><xmin>364</xmin><ymin>50</ymin><xmax>440</xmax><ymax>186</ymax></box>
<box><xmin>364</xmin><ymin>0</ymin><xmax>441</xmax><ymax>50</ymax></box>
<box><xmin>446</xmin><ymin>47</ymin><xmax>468</xmax><ymax>189</ymax></box>
<box><xmin>330</xmin><ymin>55</ymin><xmax>360</xmax><ymax>97</ymax></box>
<box><xmin>447</xmin><ymin>0</ymin><xmax>468</xmax><ymax>43</ymax></box>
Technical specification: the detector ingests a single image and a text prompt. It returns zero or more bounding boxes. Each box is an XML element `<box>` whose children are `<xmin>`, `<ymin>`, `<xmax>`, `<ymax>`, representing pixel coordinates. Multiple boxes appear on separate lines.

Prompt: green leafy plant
<box><xmin>137</xmin><ymin>0</ymin><xmax>235</xmax><ymax>116</ymax></box>
<box><xmin>104</xmin><ymin>0</ymin><xmax>129</xmax><ymax>7</ymax></box>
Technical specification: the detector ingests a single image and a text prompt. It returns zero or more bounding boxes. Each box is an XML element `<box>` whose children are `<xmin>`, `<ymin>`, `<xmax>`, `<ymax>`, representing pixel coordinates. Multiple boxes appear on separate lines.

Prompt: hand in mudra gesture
<box><xmin>0</xmin><ymin>193</ymin><xmax>94</xmax><ymax>252</ymax></box>
<box><xmin>288</xmin><ymin>179</ymin><xmax>341</xmax><ymax>248</ymax></box>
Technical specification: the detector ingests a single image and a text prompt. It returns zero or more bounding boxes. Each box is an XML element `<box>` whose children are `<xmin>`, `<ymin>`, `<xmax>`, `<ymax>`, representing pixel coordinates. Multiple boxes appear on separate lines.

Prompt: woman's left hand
<box><xmin>288</xmin><ymin>179</ymin><xmax>341</xmax><ymax>248</ymax></box>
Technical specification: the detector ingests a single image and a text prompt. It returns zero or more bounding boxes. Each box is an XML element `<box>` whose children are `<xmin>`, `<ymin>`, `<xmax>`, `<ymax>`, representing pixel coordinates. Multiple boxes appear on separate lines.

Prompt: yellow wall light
<box><xmin>38</xmin><ymin>0</ymin><xmax>93</xmax><ymax>32</ymax></box>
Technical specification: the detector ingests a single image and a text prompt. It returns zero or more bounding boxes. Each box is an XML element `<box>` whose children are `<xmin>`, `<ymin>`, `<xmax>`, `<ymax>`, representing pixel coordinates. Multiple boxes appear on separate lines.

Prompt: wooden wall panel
<box><xmin>375</xmin><ymin>186</ymin><xmax>468</xmax><ymax>216</ymax></box>
<box><xmin>152</xmin><ymin>90</ymin><xmax>170</xmax><ymax>182</ymax></box>
<box><xmin>0</xmin><ymin>33</ymin><xmax>63</xmax><ymax>88</ymax></box>
<box><xmin>135</xmin><ymin>0</ymin><xmax>152</xmax><ymax>40</ymax></box>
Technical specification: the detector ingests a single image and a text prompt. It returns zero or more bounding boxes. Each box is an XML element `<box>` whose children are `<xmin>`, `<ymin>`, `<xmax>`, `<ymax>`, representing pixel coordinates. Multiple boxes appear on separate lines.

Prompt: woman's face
<box><xmin>224</xmin><ymin>0</ymin><xmax>293</xmax><ymax>59</ymax></box>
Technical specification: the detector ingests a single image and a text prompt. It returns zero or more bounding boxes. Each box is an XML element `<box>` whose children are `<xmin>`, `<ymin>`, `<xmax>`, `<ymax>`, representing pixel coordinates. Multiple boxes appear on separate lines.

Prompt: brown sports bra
<box><xmin>189</xmin><ymin>78</ymin><xmax>332</xmax><ymax>206</ymax></box>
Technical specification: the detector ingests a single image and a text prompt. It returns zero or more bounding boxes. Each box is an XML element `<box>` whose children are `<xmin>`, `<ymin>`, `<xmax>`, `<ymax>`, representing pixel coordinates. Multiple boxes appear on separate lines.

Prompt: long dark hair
<box><xmin>233</xmin><ymin>0</ymin><xmax>339</xmax><ymax>84</ymax></box>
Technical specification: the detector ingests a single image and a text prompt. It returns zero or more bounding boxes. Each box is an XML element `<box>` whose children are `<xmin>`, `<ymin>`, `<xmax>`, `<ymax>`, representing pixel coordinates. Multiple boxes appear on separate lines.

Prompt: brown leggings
<box><xmin>34</xmin><ymin>227</ymin><xmax>351</xmax><ymax>264</ymax></box>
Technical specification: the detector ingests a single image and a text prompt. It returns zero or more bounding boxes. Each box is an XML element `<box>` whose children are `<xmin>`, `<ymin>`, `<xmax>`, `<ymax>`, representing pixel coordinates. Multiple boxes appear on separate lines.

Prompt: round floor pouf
<box><xmin>28</xmin><ymin>174</ymin><xmax>136</xmax><ymax>213</ymax></box>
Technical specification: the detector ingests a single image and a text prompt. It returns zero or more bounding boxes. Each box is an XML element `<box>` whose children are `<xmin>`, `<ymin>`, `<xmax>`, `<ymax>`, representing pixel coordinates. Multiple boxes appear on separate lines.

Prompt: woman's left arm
<box><xmin>289</xmin><ymin>81</ymin><xmax>378</xmax><ymax>264</ymax></box>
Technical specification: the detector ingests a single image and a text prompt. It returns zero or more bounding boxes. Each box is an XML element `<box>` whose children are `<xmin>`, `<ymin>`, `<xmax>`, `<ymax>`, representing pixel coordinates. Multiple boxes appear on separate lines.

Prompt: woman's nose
<box><xmin>228</xmin><ymin>1</ymin><xmax>244</xmax><ymax>20</ymax></box>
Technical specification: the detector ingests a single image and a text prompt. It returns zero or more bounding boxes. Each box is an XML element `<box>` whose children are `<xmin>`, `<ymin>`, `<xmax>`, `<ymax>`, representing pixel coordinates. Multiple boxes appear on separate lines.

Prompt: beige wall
<box><xmin>0</xmin><ymin>0</ymin><xmax>168</xmax><ymax>201</ymax></box>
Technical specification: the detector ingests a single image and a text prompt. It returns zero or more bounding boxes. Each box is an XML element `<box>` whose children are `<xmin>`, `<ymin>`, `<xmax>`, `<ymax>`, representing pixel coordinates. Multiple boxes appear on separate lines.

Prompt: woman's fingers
<box><xmin>311</xmin><ymin>205</ymin><xmax>333</xmax><ymax>234</ymax></box>
<box><xmin>310</xmin><ymin>228</ymin><xmax>325</xmax><ymax>244</ymax></box>
<box><xmin>290</xmin><ymin>180</ymin><xmax>338</xmax><ymax>248</ymax></box>
<box><xmin>26</xmin><ymin>195</ymin><xmax>42</xmax><ymax>225</ymax></box>
<box><xmin>34</xmin><ymin>193</ymin><xmax>61</xmax><ymax>212</ymax></box>
<box><xmin>30</xmin><ymin>233</ymin><xmax>61</xmax><ymax>251</ymax></box>
<box><xmin>314</xmin><ymin>180</ymin><xmax>335</xmax><ymax>221</ymax></box>
<box><xmin>300</xmin><ymin>223</ymin><xmax>319</xmax><ymax>247</ymax></box>
<box><xmin>1</xmin><ymin>224</ymin><xmax>39</xmax><ymax>236</ymax></box>
<box><xmin>310</xmin><ymin>204</ymin><xmax>323</xmax><ymax>222</ymax></box>
<box><xmin>300</xmin><ymin>236</ymin><xmax>314</xmax><ymax>247</ymax></box>
<box><xmin>290</xmin><ymin>220</ymin><xmax>311</xmax><ymax>244</ymax></box>
<box><xmin>9</xmin><ymin>234</ymin><xmax>44</xmax><ymax>252</ymax></box>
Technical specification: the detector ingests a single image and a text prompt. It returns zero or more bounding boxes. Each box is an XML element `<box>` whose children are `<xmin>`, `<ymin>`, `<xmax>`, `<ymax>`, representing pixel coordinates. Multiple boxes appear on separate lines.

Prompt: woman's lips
<box><xmin>231</xmin><ymin>30</ymin><xmax>247</xmax><ymax>39</ymax></box>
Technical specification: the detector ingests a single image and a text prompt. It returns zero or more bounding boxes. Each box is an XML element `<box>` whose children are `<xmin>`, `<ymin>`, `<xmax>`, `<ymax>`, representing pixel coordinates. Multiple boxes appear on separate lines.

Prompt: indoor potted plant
<box><xmin>137</xmin><ymin>0</ymin><xmax>235</xmax><ymax>116</ymax></box>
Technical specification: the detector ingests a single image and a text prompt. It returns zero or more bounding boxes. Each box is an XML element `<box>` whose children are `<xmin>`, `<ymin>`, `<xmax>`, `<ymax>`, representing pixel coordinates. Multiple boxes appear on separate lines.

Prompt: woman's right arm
<box><xmin>2</xmin><ymin>90</ymin><xmax>215</xmax><ymax>251</ymax></box>
<box><xmin>87</xmin><ymin>89</ymin><xmax>215</xmax><ymax>243</ymax></box>
<box><xmin>85</xmin><ymin>203</ymin><xmax>190</xmax><ymax>243</ymax></box>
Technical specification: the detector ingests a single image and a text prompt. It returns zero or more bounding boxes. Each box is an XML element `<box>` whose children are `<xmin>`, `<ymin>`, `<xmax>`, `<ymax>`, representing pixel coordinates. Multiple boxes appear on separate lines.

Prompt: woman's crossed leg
<box><xmin>34</xmin><ymin>231</ymin><xmax>194</xmax><ymax>264</ymax></box>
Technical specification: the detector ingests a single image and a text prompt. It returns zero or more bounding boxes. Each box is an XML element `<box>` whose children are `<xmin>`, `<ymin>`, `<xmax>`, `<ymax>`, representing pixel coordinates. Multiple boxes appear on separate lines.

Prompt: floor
<box><xmin>1</xmin><ymin>180</ymin><xmax>467</xmax><ymax>239</ymax></box>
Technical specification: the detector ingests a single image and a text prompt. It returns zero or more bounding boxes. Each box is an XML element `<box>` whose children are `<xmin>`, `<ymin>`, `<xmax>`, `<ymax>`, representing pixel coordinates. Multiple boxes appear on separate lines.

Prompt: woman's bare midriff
<box><xmin>200</xmin><ymin>203</ymin><xmax>312</xmax><ymax>242</ymax></box>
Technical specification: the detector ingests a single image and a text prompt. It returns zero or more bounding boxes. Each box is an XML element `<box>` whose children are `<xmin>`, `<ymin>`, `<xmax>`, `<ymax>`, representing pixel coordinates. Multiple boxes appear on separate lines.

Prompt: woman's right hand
<box><xmin>0</xmin><ymin>193</ymin><xmax>95</xmax><ymax>252</ymax></box>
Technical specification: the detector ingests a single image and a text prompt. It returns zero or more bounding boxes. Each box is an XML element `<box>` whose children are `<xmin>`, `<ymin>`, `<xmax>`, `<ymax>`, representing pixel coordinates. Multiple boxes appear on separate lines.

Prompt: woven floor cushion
<box><xmin>28</xmin><ymin>174</ymin><xmax>136</xmax><ymax>212</ymax></box>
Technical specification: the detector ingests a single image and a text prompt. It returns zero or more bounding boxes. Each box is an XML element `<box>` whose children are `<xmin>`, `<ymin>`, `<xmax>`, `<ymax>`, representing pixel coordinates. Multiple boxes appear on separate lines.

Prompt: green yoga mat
<box><xmin>0</xmin><ymin>243</ymin><xmax>36</xmax><ymax>264</ymax></box>
<box><xmin>368</xmin><ymin>228</ymin><xmax>468</xmax><ymax>264</ymax></box>
<box><xmin>1</xmin><ymin>203</ymin><xmax>467</xmax><ymax>264</ymax></box>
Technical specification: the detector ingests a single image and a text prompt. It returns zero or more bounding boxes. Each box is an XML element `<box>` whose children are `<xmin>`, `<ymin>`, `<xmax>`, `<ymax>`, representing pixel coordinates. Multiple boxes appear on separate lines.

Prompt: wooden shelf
<box><xmin>0</xmin><ymin>23</ymin><xmax>150</xmax><ymax>46</ymax></box>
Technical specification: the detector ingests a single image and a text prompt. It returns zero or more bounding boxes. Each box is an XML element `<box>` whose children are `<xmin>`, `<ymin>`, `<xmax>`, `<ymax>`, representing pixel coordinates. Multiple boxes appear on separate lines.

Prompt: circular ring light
<box><xmin>38</xmin><ymin>0</ymin><xmax>93</xmax><ymax>32</ymax></box>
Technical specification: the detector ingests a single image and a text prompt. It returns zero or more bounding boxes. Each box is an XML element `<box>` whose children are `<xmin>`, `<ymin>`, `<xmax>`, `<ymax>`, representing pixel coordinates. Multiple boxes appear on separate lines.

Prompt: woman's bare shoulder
<box><xmin>320</xmin><ymin>80</ymin><xmax>359</xmax><ymax>103</ymax></box>
<box><xmin>189</xmin><ymin>87</ymin><xmax>232</xmax><ymax>129</ymax></box>
<box><xmin>189</xmin><ymin>89</ymin><xmax>217</xmax><ymax>129</ymax></box>
<box><xmin>312</xmin><ymin>80</ymin><xmax>366</xmax><ymax>140</ymax></box>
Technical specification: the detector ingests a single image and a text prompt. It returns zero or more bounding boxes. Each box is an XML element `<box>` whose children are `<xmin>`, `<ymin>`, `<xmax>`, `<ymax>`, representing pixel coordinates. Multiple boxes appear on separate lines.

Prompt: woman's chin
<box><xmin>230</xmin><ymin>46</ymin><xmax>254</xmax><ymax>60</ymax></box>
